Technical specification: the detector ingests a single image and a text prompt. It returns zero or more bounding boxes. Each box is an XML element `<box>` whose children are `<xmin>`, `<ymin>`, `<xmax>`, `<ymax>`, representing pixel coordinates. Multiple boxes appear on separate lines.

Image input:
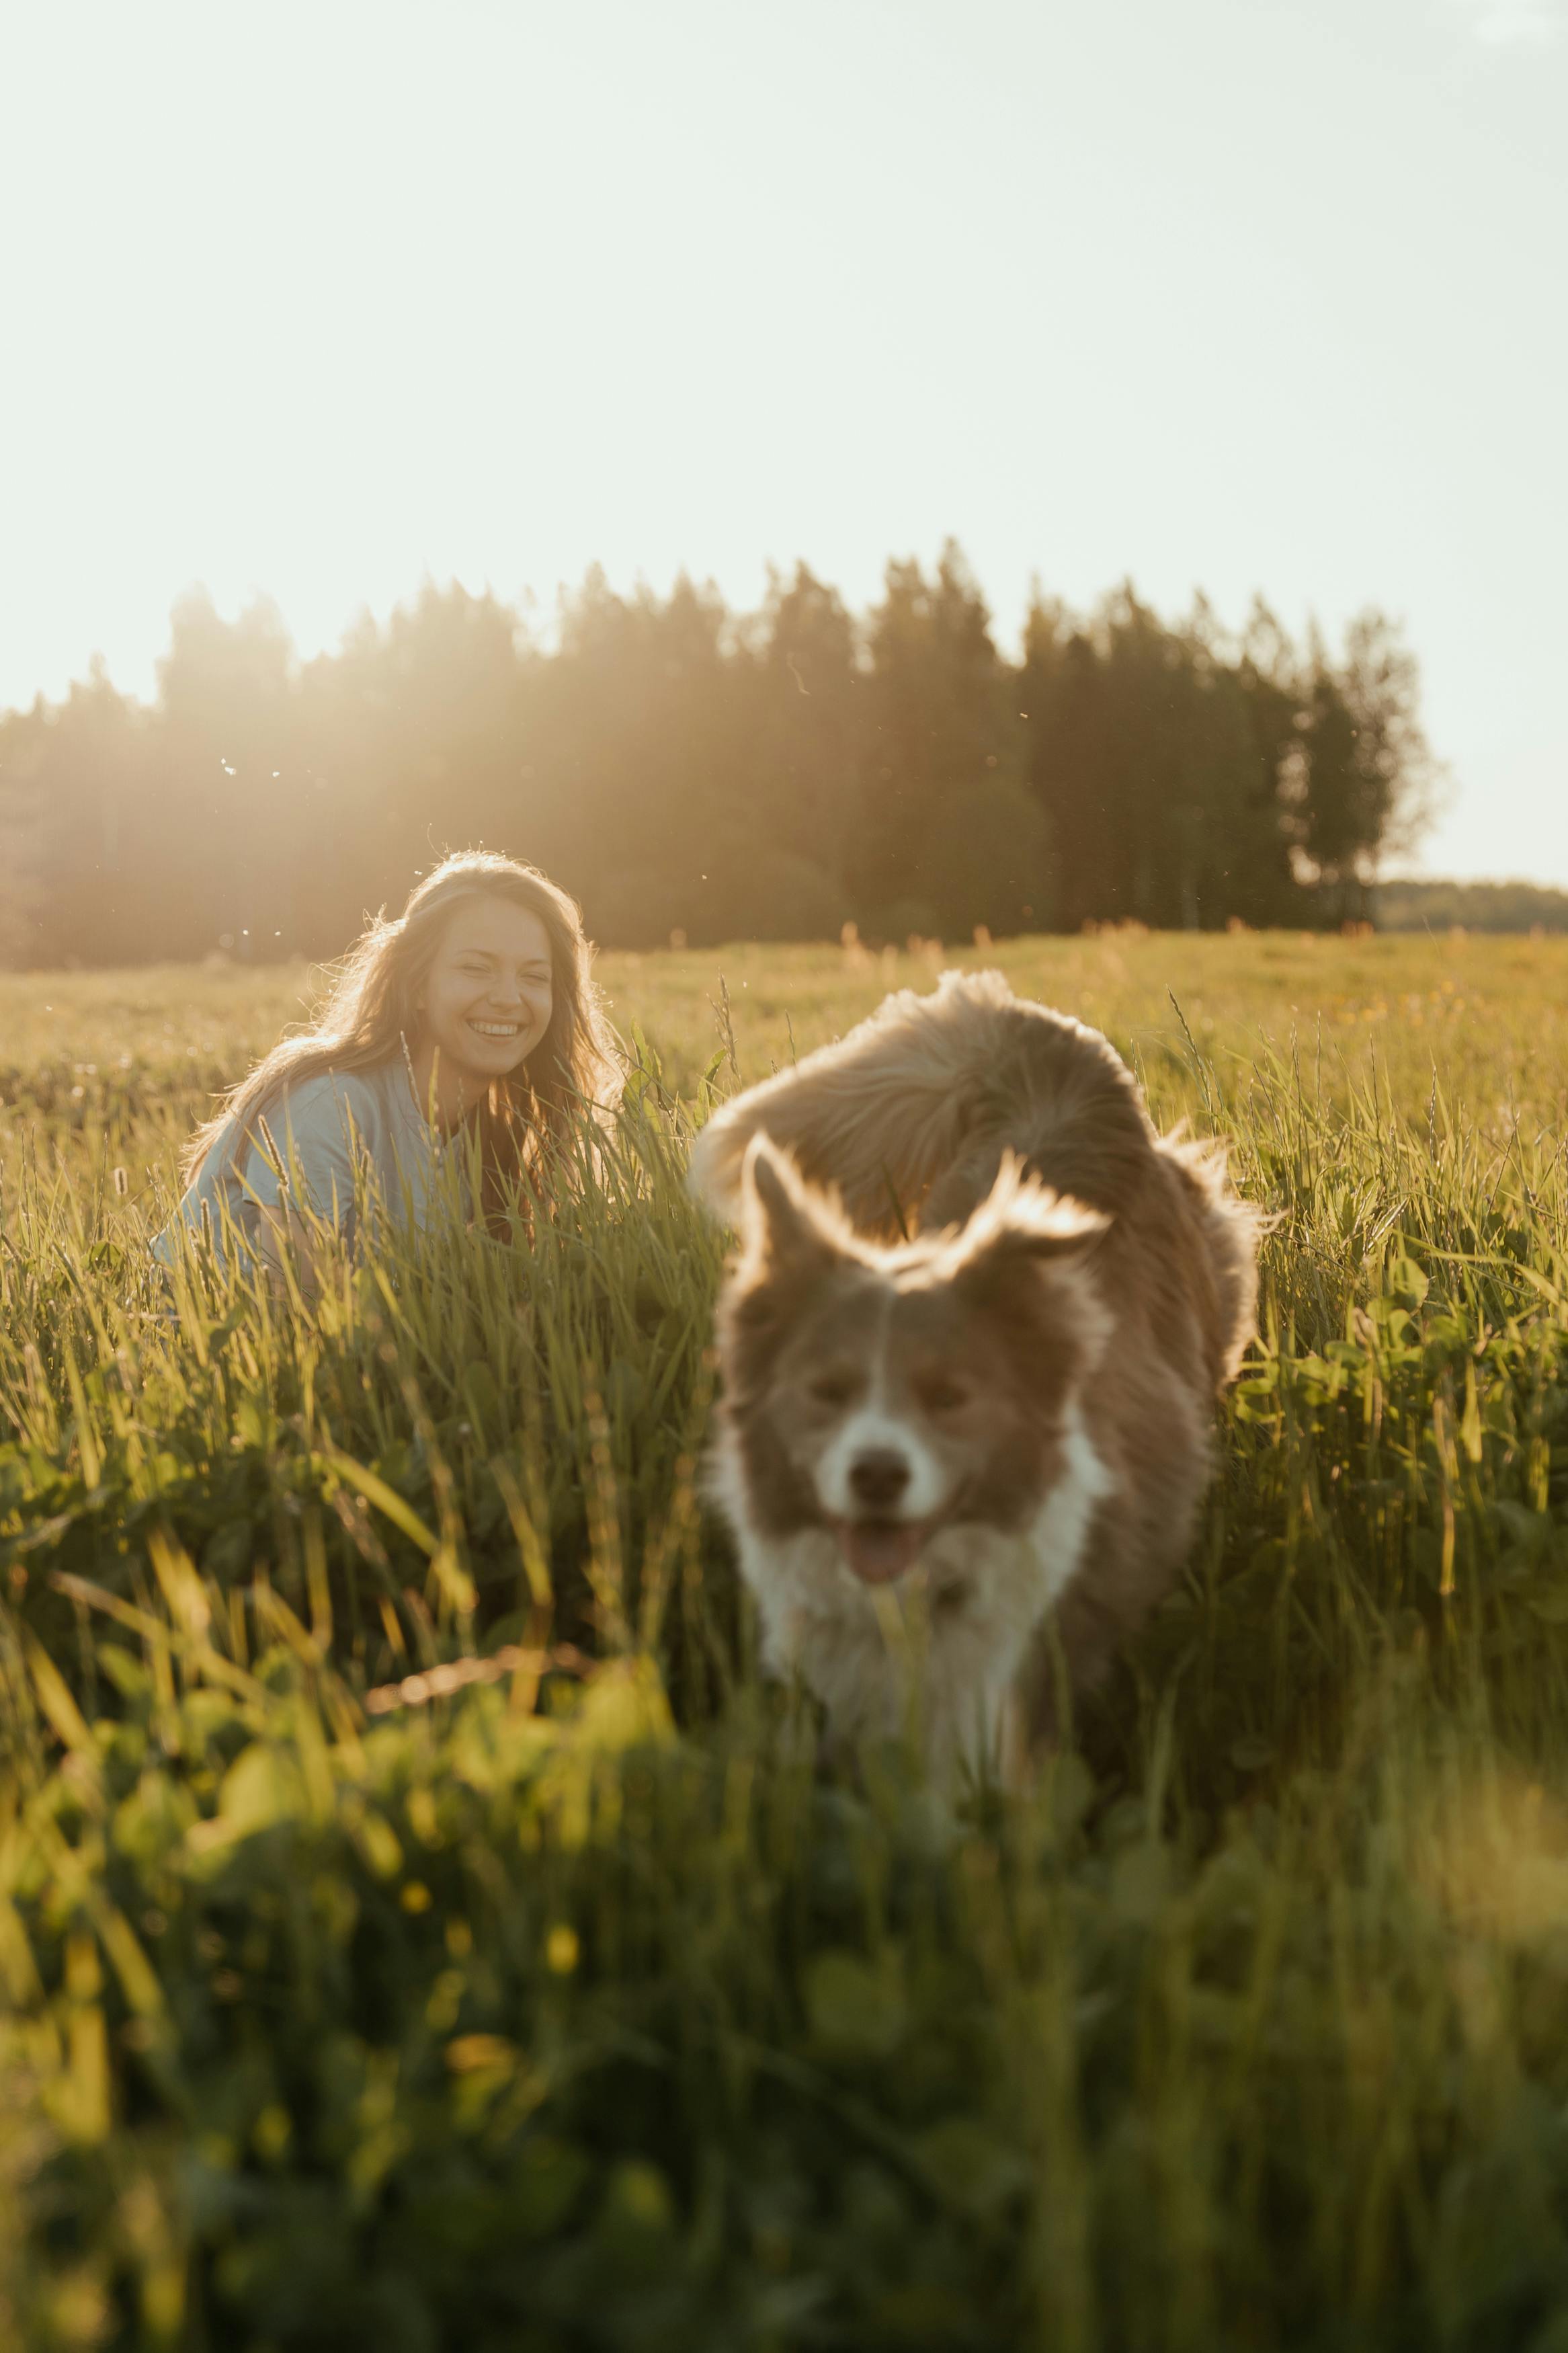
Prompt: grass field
<box><xmin>5</xmin><ymin>929</ymin><xmax>1568</xmax><ymax>2350</ymax></box>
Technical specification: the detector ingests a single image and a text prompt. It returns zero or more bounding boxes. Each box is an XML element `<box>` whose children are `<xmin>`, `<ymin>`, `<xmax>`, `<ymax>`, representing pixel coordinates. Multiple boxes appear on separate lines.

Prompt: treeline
<box><xmin>1374</xmin><ymin>878</ymin><xmax>1568</xmax><ymax>934</ymax></box>
<box><xmin>0</xmin><ymin>545</ymin><xmax>1437</xmax><ymax>965</ymax></box>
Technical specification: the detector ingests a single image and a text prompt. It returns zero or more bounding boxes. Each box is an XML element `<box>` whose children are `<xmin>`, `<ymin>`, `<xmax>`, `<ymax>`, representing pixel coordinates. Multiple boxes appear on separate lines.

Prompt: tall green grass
<box><xmin>4</xmin><ymin>938</ymin><xmax>1568</xmax><ymax>2350</ymax></box>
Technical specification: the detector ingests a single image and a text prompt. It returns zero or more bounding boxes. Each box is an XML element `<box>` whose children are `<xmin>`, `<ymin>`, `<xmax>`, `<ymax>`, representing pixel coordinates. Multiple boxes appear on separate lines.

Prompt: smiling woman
<box><xmin>154</xmin><ymin>851</ymin><xmax>622</xmax><ymax>1283</ymax></box>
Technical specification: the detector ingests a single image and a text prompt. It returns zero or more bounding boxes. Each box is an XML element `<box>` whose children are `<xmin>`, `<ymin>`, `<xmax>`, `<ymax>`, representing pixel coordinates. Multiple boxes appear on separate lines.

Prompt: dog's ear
<box><xmin>737</xmin><ymin>1136</ymin><xmax>845</xmax><ymax>1284</ymax></box>
<box><xmin>941</xmin><ymin>1154</ymin><xmax>1110</xmax><ymax>1285</ymax></box>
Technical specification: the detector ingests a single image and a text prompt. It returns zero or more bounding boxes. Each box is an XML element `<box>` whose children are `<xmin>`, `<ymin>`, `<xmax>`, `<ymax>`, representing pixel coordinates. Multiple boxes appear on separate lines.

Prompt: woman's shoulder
<box><xmin>263</xmin><ymin>1062</ymin><xmax>415</xmax><ymax>1142</ymax></box>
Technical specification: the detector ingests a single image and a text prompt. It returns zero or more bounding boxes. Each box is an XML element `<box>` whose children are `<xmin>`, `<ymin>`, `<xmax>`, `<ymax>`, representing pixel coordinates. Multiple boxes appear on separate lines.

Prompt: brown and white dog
<box><xmin>690</xmin><ymin>969</ymin><xmax>1259</xmax><ymax>1782</ymax></box>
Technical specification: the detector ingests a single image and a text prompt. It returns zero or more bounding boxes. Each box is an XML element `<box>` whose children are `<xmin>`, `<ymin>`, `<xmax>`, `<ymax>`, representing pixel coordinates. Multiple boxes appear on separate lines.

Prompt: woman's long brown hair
<box><xmin>183</xmin><ymin>852</ymin><xmax>622</xmax><ymax>1215</ymax></box>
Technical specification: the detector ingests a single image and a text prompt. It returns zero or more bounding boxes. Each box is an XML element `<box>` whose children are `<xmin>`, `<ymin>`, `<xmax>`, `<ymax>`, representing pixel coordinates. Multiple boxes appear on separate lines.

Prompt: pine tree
<box><xmin>853</xmin><ymin>542</ymin><xmax>1045</xmax><ymax>938</ymax></box>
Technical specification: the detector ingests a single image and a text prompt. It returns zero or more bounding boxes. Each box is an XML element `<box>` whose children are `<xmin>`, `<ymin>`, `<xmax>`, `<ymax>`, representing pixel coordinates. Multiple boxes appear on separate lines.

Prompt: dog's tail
<box><xmin>689</xmin><ymin>967</ymin><xmax>1154</xmax><ymax>1238</ymax></box>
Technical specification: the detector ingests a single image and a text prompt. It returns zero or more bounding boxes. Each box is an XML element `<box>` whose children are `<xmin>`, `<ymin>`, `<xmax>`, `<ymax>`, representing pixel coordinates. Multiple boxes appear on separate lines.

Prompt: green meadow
<box><xmin>5</xmin><ymin>929</ymin><xmax>1568</xmax><ymax>2352</ymax></box>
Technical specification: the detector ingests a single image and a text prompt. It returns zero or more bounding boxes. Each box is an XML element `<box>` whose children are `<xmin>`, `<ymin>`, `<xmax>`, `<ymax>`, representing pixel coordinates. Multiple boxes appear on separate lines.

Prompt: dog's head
<box><xmin>717</xmin><ymin>1138</ymin><xmax>1112</xmax><ymax>1584</ymax></box>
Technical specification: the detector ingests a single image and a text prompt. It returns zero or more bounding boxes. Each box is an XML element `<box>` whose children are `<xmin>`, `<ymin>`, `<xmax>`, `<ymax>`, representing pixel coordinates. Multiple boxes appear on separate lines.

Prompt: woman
<box><xmin>157</xmin><ymin>851</ymin><xmax>621</xmax><ymax>1279</ymax></box>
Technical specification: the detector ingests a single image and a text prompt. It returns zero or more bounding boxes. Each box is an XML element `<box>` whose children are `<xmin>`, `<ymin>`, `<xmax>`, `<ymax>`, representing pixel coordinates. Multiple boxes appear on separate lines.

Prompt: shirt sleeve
<box><xmin>233</xmin><ymin>1077</ymin><xmax>370</xmax><ymax>1231</ymax></box>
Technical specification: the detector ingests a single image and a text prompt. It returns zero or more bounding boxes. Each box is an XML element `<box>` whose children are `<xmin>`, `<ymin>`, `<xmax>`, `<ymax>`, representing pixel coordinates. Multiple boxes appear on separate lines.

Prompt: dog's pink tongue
<box><xmin>839</xmin><ymin>1519</ymin><xmax>927</xmax><ymax>1585</ymax></box>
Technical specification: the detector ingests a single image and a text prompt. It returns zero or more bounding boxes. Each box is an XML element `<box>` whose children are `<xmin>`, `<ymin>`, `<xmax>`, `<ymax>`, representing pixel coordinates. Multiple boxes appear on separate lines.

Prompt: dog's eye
<box><xmin>915</xmin><ymin>1375</ymin><xmax>970</xmax><ymax>1414</ymax></box>
<box><xmin>807</xmin><ymin>1371</ymin><xmax>858</xmax><ymax>1408</ymax></box>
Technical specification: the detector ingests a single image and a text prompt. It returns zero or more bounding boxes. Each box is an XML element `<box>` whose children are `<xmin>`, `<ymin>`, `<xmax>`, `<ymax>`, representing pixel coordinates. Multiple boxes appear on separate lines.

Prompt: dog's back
<box><xmin>692</xmin><ymin>967</ymin><xmax>1254</xmax><ymax>1385</ymax></box>
<box><xmin>692</xmin><ymin>969</ymin><xmax>1149</xmax><ymax>1232</ymax></box>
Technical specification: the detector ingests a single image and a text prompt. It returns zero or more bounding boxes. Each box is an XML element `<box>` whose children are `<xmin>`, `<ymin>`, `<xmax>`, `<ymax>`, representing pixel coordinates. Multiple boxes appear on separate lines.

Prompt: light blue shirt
<box><xmin>155</xmin><ymin>1060</ymin><xmax>453</xmax><ymax>1268</ymax></box>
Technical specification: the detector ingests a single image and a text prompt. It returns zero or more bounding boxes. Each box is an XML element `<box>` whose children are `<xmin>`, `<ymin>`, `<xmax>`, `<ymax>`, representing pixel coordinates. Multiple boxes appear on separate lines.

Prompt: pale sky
<box><xmin>3</xmin><ymin>0</ymin><xmax>1565</xmax><ymax>883</ymax></box>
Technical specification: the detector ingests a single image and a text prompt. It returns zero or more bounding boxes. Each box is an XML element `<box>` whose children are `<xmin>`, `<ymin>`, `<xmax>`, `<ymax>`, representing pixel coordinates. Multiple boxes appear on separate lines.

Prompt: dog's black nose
<box><xmin>850</xmin><ymin>1449</ymin><xmax>911</xmax><ymax>1511</ymax></box>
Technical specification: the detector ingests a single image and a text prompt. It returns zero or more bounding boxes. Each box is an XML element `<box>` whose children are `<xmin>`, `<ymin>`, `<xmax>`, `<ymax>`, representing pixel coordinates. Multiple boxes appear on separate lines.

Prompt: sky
<box><xmin>2</xmin><ymin>0</ymin><xmax>1565</xmax><ymax>883</ymax></box>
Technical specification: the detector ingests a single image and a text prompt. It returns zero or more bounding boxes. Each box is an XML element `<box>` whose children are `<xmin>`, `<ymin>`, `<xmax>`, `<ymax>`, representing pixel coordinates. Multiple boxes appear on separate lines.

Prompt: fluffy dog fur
<box><xmin>692</xmin><ymin>969</ymin><xmax>1260</xmax><ymax>1782</ymax></box>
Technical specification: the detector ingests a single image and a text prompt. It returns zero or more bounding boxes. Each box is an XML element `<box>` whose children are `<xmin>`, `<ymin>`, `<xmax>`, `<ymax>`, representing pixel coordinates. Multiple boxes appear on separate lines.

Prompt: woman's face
<box><xmin>419</xmin><ymin>896</ymin><xmax>555</xmax><ymax>1086</ymax></box>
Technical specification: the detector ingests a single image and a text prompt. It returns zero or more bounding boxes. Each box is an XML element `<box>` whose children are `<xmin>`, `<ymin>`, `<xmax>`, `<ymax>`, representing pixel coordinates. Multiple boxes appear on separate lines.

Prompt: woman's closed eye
<box><xmin>465</xmin><ymin>962</ymin><xmax>549</xmax><ymax>986</ymax></box>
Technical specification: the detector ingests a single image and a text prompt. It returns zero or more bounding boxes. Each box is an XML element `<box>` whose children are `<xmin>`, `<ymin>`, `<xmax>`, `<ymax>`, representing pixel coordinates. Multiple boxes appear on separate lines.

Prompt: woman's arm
<box><xmin>237</xmin><ymin>1079</ymin><xmax>365</xmax><ymax>1295</ymax></box>
<box><xmin>253</xmin><ymin>1197</ymin><xmax>329</xmax><ymax>1300</ymax></box>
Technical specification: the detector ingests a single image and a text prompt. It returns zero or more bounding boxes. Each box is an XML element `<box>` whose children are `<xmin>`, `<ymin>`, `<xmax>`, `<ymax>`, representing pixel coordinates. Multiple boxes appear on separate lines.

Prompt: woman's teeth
<box><xmin>469</xmin><ymin>1020</ymin><xmax>521</xmax><ymax>1037</ymax></box>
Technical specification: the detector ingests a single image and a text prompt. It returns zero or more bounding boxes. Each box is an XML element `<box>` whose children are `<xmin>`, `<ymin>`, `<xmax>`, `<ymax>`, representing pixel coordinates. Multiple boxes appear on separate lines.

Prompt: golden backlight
<box><xmin>1</xmin><ymin>0</ymin><xmax>1565</xmax><ymax>883</ymax></box>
